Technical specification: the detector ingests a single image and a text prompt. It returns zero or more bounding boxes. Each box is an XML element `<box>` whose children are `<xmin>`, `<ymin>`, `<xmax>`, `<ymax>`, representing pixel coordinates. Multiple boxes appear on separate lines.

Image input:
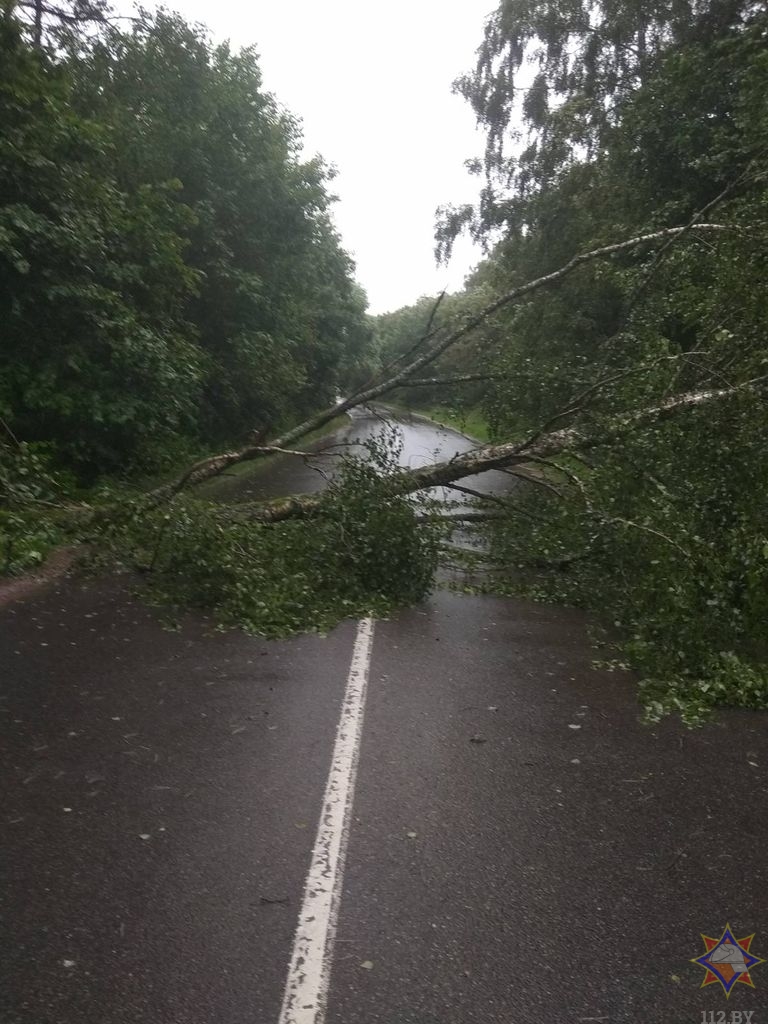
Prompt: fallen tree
<box><xmin>5</xmin><ymin>217</ymin><xmax>766</xmax><ymax>723</ymax></box>
<box><xmin>216</xmin><ymin>378</ymin><xmax>764</xmax><ymax>525</ymax></box>
<box><xmin>153</xmin><ymin>223</ymin><xmax>730</xmax><ymax>500</ymax></box>
<box><xmin>4</xmin><ymin>0</ymin><xmax>767</xmax><ymax>727</ymax></box>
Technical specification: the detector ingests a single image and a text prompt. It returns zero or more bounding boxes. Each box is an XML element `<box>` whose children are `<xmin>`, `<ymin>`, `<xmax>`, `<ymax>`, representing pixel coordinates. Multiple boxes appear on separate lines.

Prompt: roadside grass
<box><xmin>379</xmin><ymin>401</ymin><xmax>492</xmax><ymax>442</ymax></box>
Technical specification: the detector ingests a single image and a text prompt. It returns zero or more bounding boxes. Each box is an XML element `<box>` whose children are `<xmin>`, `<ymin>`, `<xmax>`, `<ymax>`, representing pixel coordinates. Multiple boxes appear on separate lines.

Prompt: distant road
<box><xmin>208</xmin><ymin>405</ymin><xmax>508</xmax><ymax>507</ymax></box>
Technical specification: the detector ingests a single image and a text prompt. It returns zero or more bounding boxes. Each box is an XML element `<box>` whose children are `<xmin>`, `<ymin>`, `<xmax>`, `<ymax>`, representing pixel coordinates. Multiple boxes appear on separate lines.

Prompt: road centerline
<box><xmin>277</xmin><ymin>617</ymin><xmax>375</xmax><ymax>1024</ymax></box>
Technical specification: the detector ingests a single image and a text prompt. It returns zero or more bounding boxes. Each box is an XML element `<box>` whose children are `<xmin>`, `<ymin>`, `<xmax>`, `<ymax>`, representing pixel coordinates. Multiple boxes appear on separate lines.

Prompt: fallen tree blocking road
<box><xmin>214</xmin><ymin>379</ymin><xmax>764</xmax><ymax>524</ymax></box>
<box><xmin>152</xmin><ymin>224</ymin><xmax>731</xmax><ymax>501</ymax></box>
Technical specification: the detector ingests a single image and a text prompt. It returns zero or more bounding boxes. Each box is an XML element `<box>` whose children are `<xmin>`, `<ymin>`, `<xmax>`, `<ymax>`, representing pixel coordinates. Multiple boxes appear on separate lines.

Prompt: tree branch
<box><xmin>445</xmin><ymin>483</ymin><xmax>514</xmax><ymax>508</ymax></box>
<box><xmin>153</xmin><ymin>223</ymin><xmax>730</xmax><ymax>499</ymax></box>
<box><xmin>358</xmin><ymin>290</ymin><xmax>448</xmax><ymax>392</ymax></box>
<box><xmin>397</xmin><ymin>372</ymin><xmax>501</xmax><ymax>387</ymax></box>
<box><xmin>223</xmin><ymin>378</ymin><xmax>762</xmax><ymax>525</ymax></box>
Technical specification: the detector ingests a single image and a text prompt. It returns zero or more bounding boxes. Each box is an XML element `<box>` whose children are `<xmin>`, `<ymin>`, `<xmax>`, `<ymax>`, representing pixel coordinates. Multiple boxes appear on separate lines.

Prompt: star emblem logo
<box><xmin>690</xmin><ymin>924</ymin><xmax>765</xmax><ymax>998</ymax></box>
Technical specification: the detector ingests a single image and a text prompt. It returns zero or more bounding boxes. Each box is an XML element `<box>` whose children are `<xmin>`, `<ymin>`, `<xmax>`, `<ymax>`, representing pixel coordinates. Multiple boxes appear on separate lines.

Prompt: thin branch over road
<box><xmin>153</xmin><ymin>223</ymin><xmax>731</xmax><ymax>500</ymax></box>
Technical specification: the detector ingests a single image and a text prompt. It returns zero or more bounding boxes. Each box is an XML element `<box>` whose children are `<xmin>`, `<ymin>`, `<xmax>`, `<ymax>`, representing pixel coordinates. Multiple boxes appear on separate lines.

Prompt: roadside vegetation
<box><xmin>2</xmin><ymin>0</ymin><xmax>767</xmax><ymax>722</ymax></box>
<box><xmin>377</xmin><ymin>400</ymin><xmax>492</xmax><ymax>443</ymax></box>
<box><xmin>0</xmin><ymin>2</ymin><xmax>372</xmax><ymax>566</ymax></box>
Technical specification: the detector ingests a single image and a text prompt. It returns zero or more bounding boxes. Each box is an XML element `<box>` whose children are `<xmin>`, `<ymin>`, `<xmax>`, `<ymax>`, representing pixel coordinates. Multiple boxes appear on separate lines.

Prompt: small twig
<box><xmin>421</xmin><ymin>511</ymin><xmax>506</xmax><ymax>523</ymax></box>
<box><xmin>355</xmin><ymin>290</ymin><xmax>448</xmax><ymax>393</ymax></box>
<box><xmin>602</xmin><ymin>514</ymin><xmax>691</xmax><ymax>557</ymax></box>
<box><xmin>445</xmin><ymin>483</ymin><xmax>517</xmax><ymax>509</ymax></box>
<box><xmin>0</xmin><ymin>416</ymin><xmax>21</xmax><ymax>448</ymax></box>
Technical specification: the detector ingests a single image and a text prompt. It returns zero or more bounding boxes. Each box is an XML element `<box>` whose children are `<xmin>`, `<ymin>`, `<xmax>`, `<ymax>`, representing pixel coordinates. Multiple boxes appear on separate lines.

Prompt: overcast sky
<box><xmin>142</xmin><ymin>0</ymin><xmax>493</xmax><ymax>313</ymax></box>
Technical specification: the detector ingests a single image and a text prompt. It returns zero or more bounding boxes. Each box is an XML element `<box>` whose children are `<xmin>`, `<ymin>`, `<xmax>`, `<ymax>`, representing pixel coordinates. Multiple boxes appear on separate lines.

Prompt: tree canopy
<box><xmin>386</xmin><ymin>0</ymin><xmax>768</xmax><ymax>721</ymax></box>
<box><xmin>0</xmin><ymin>11</ymin><xmax>370</xmax><ymax>478</ymax></box>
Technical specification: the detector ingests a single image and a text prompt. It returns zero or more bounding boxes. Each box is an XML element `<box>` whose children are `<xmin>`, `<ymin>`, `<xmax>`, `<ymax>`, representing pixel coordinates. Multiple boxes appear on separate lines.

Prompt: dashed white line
<box><xmin>277</xmin><ymin>617</ymin><xmax>375</xmax><ymax>1024</ymax></box>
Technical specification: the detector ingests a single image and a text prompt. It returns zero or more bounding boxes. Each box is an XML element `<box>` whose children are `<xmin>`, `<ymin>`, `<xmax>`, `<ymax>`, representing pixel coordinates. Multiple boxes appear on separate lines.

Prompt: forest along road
<box><xmin>2</xmin><ymin>411</ymin><xmax>767</xmax><ymax>1024</ymax></box>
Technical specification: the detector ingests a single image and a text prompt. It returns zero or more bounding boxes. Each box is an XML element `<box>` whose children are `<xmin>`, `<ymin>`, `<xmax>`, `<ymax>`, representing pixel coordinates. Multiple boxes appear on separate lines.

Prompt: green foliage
<box><xmin>484</xmin><ymin>387</ymin><xmax>768</xmax><ymax>722</ymax></box>
<box><xmin>0</xmin><ymin>20</ymin><xmax>202</xmax><ymax>477</ymax></box>
<box><xmin>69</xmin><ymin>12</ymin><xmax>371</xmax><ymax>443</ymax></box>
<box><xmin>118</xmin><ymin>432</ymin><xmax>441</xmax><ymax>636</ymax></box>
<box><xmin>0</xmin><ymin>5</ymin><xmax>380</xmax><ymax>641</ymax></box>
<box><xmin>446</xmin><ymin>0</ymin><xmax>759</xmax><ymax>239</ymax></box>
<box><xmin>427</xmin><ymin>2</ymin><xmax>768</xmax><ymax>720</ymax></box>
<box><xmin>0</xmin><ymin>11</ymin><xmax>371</xmax><ymax>480</ymax></box>
<box><xmin>0</xmin><ymin>440</ymin><xmax>65</xmax><ymax>574</ymax></box>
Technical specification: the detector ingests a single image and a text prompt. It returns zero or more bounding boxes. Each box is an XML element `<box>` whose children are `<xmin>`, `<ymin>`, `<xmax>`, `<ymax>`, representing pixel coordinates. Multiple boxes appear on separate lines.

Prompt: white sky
<box><xmin>144</xmin><ymin>0</ymin><xmax>493</xmax><ymax>313</ymax></box>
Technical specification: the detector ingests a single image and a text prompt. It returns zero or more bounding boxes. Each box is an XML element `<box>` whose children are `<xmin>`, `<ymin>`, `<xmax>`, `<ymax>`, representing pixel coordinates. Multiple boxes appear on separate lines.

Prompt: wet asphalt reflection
<box><xmin>204</xmin><ymin>406</ymin><xmax>511</xmax><ymax>508</ymax></box>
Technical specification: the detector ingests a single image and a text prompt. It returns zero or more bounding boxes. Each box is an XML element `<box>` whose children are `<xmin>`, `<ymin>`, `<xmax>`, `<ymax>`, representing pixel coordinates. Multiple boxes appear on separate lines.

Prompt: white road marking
<box><xmin>277</xmin><ymin>617</ymin><xmax>375</xmax><ymax>1024</ymax></box>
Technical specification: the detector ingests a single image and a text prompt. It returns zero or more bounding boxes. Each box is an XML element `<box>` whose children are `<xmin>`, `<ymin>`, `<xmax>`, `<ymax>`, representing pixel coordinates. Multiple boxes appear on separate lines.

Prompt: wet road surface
<box><xmin>206</xmin><ymin>406</ymin><xmax>510</xmax><ymax>505</ymax></box>
<box><xmin>2</xmin><ymin>412</ymin><xmax>767</xmax><ymax>1024</ymax></box>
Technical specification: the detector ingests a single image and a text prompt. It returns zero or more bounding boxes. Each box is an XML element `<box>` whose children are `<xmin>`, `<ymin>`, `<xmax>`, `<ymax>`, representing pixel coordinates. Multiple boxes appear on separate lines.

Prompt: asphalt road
<box><xmin>206</xmin><ymin>406</ymin><xmax>510</xmax><ymax>506</ymax></box>
<box><xmin>2</xmin><ymin>414</ymin><xmax>767</xmax><ymax>1024</ymax></box>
